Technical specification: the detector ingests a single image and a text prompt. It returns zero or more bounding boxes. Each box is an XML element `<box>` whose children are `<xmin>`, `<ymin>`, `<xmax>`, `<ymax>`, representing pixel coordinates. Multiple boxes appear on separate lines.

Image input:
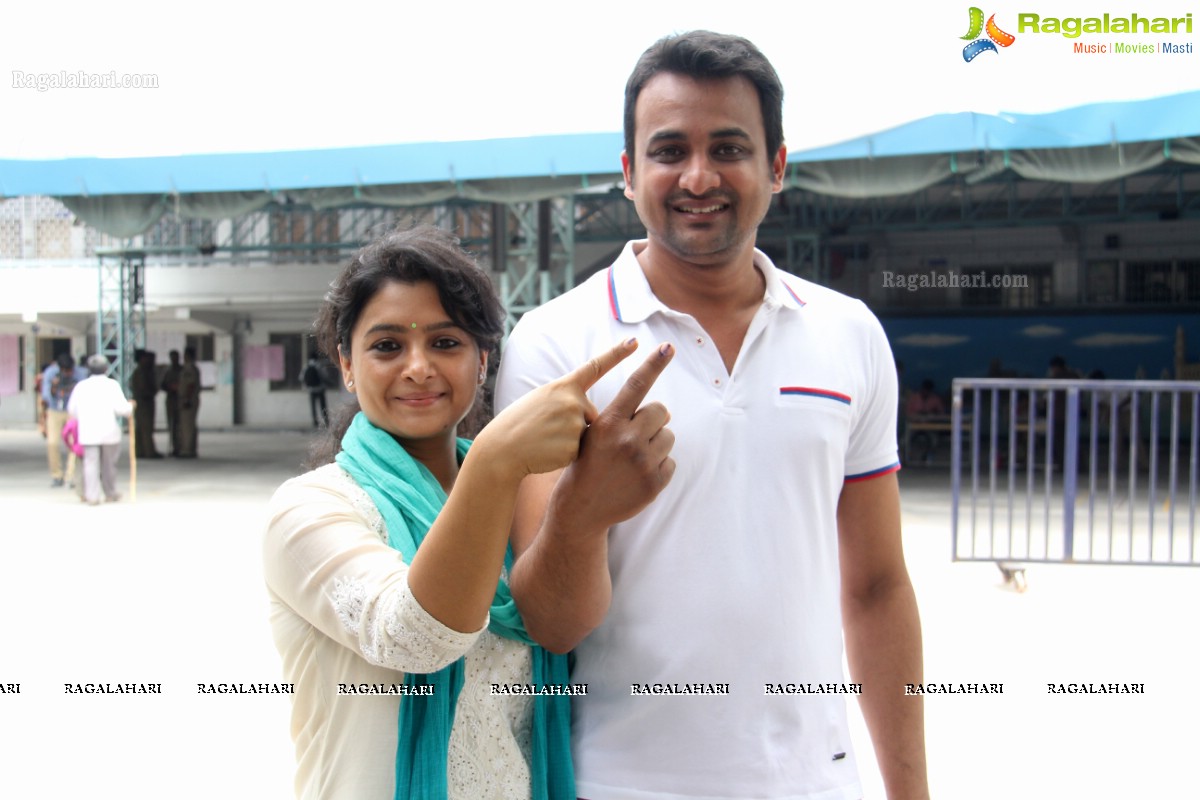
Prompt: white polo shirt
<box><xmin>497</xmin><ymin>240</ymin><xmax>900</xmax><ymax>800</ymax></box>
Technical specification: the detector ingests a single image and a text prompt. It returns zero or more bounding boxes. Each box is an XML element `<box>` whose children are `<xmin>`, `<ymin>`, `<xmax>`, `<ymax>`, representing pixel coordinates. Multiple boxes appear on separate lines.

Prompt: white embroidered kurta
<box><xmin>264</xmin><ymin>463</ymin><xmax>534</xmax><ymax>800</ymax></box>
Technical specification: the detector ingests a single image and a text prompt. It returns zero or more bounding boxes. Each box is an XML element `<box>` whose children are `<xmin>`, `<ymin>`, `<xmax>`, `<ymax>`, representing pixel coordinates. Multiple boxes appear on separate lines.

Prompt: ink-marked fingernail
<box><xmin>659</xmin><ymin>343</ymin><xmax>673</xmax><ymax>357</ymax></box>
<box><xmin>625</xmin><ymin>337</ymin><xmax>638</xmax><ymax>347</ymax></box>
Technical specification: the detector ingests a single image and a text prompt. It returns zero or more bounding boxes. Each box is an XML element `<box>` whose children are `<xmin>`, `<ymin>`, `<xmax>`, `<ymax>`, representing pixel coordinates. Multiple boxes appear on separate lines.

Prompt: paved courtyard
<box><xmin>1</xmin><ymin>426</ymin><xmax>1196</xmax><ymax>799</ymax></box>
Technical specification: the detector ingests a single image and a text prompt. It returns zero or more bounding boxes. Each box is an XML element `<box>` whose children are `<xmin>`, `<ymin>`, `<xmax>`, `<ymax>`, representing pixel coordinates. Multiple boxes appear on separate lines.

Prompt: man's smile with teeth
<box><xmin>676</xmin><ymin>202</ymin><xmax>727</xmax><ymax>213</ymax></box>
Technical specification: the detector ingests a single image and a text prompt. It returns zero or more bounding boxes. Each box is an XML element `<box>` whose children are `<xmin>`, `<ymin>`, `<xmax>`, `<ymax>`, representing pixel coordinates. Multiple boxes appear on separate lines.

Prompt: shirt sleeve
<box><xmin>495</xmin><ymin>311</ymin><xmax>576</xmax><ymax>412</ymax></box>
<box><xmin>110</xmin><ymin>382</ymin><xmax>133</xmax><ymax>418</ymax></box>
<box><xmin>844</xmin><ymin>307</ymin><xmax>901</xmax><ymax>482</ymax></box>
<box><xmin>263</xmin><ymin>467</ymin><xmax>485</xmax><ymax>674</ymax></box>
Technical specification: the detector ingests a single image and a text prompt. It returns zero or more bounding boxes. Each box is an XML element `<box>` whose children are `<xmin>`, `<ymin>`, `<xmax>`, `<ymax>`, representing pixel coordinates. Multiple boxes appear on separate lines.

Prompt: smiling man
<box><xmin>497</xmin><ymin>30</ymin><xmax>929</xmax><ymax>800</ymax></box>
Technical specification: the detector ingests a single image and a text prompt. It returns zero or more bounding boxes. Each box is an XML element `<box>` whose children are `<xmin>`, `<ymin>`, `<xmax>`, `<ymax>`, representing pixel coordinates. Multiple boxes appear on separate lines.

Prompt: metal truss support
<box><xmin>76</xmin><ymin>160</ymin><xmax>1199</xmax><ymax>272</ymax></box>
<box><xmin>783</xmin><ymin>233</ymin><xmax>821</xmax><ymax>283</ymax></box>
<box><xmin>96</xmin><ymin>249</ymin><xmax>146</xmax><ymax>390</ymax></box>
<box><xmin>496</xmin><ymin>197</ymin><xmax>575</xmax><ymax>336</ymax></box>
<box><xmin>574</xmin><ymin>190</ymin><xmax>642</xmax><ymax>244</ymax></box>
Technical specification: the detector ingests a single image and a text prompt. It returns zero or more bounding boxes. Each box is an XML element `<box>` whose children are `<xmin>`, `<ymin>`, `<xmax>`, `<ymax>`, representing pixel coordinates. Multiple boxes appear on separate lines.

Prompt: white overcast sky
<box><xmin>2</xmin><ymin>0</ymin><xmax>1198</xmax><ymax>160</ymax></box>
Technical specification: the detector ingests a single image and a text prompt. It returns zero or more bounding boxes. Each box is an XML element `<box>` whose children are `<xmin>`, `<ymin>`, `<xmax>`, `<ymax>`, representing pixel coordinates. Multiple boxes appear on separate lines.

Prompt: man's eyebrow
<box><xmin>709</xmin><ymin>127</ymin><xmax>752</xmax><ymax>141</ymax></box>
<box><xmin>647</xmin><ymin>129</ymin><xmax>685</xmax><ymax>145</ymax></box>
<box><xmin>646</xmin><ymin>127</ymin><xmax>752</xmax><ymax>146</ymax></box>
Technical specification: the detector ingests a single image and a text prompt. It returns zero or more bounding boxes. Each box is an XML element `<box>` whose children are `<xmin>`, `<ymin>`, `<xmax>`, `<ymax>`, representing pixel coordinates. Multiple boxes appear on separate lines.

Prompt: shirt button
<box><xmin>695</xmin><ymin>337</ymin><xmax>705</xmax><ymax>347</ymax></box>
<box><xmin>713</xmin><ymin>378</ymin><xmax>722</xmax><ymax>387</ymax></box>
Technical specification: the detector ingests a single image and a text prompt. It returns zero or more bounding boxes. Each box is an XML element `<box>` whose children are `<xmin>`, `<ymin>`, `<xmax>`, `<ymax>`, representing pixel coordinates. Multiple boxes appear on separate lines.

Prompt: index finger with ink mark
<box><xmin>603</xmin><ymin>342</ymin><xmax>674</xmax><ymax>419</ymax></box>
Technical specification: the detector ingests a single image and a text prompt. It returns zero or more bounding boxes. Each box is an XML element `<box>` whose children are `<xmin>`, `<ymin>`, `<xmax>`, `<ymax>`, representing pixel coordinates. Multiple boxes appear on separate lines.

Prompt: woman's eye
<box><xmin>433</xmin><ymin>337</ymin><xmax>461</xmax><ymax>350</ymax></box>
<box><xmin>371</xmin><ymin>340</ymin><xmax>400</xmax><ymax>353</ymax></box>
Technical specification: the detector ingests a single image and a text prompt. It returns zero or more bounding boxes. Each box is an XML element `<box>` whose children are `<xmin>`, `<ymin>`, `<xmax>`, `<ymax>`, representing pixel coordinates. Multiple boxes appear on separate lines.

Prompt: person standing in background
<box><xmin>41</xmin><ymin>352</ymin><xmax>79</xmax><ymax>487</ymax></box>
<box><xmin>130</xmin><ymin>349</ymin><xmax>163</xmax><ymax>459</ymax></box>
<box><xmin>177</xmin><ymin>346</ymin><xmax>200</xmax><ymax>458</ymax></box>
<box><xmin>68</xmin><ymin>354</ymin><xmax>135</xmax><ymax>505</ymax></box>
<box><xmin>35</xmin><ymin>361</ymin><xmax>50</xmax><ymax>438</ymax></box>
<box><xmin>61</xmin><ymin>415</ymin><xmax>85</xmax><ymax>497</ymax></box>
<box><xmin>160</xmin><ymin>349</ymin><xmax>183</xmax><ymax>456</ymax></box>
<box><xmin>302</xmin><ymin>353</ymin><xmax>330</xmax><ymax>428</ymax></box>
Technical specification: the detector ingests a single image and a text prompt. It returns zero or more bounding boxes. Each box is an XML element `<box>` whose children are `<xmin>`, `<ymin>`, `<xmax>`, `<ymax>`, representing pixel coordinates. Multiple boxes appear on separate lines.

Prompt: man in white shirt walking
<box><xmin>67</xmin><ymin>354</ymin><xmax>135</xmax><ymax>505</ymax></box>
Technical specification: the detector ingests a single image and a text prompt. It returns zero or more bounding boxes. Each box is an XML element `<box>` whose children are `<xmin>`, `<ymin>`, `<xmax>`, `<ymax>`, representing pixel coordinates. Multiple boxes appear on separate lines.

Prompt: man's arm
<box><xmin>508</xmin><ymin>341</ymin><xmax>676</xmax><ymax>654</ymax></box>
<box><xmin>838</xmin><ymin>471</ymin><xmax>930</xmax><ymax>800</ymax></box>
<box><xmin>508</xmin><ymin>470</ymin><xmax>612</xmax><ymax>653</ymax></box>
<box><xmin>41</xmin><ymin>367</ymin><xmax>57</xmax><ymax>406</ymax></box>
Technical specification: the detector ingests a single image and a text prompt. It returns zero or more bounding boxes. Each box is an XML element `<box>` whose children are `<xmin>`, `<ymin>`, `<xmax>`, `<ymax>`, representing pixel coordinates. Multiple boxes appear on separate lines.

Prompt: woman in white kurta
<box><xmin>265</xmin><ymin>462</ymin><xmax>540</xmax><ymax>798</ymax></box>
<box><xmin>263</xmin><ymin>225</ymin><xmax>635</xmax><ymax>800</ymax></box>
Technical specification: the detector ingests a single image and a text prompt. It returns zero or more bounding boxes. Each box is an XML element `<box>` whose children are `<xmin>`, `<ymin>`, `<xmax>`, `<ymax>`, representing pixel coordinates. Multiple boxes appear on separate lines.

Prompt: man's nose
<box><xmin>678</xmin><ymin>154</ymin><xmax>720</xmax><ymax>196</ymax></box>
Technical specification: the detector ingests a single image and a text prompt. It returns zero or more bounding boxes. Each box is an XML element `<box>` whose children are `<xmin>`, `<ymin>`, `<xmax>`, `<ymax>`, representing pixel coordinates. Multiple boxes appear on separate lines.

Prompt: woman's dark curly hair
<box><xmin>305</xmin><ymin>224</ymin><xmax>505</xmax><ymax>468</ymax></box>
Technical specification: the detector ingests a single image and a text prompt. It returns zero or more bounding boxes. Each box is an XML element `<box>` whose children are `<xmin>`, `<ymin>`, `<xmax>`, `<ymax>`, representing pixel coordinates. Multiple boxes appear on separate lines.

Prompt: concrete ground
<box><xmin>1</xmin><ymin>426</ymin><xmax>1196</xmax><ymax>799</ymax></box>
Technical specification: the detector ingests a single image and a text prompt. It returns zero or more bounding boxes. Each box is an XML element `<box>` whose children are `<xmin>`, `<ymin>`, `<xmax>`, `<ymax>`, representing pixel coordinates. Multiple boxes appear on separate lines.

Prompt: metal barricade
<box><xmin>951</xmin><ymin>378</ymin><xmax>1200</xmax><ymax>566</ymax></box>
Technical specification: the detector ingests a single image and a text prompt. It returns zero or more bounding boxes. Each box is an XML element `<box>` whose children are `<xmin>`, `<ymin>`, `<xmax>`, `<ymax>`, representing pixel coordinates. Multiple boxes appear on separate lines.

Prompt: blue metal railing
<box><xmin>950</xmin><ymin>378</ymin><xmax>1200</xmax><ymax>566</ymax></box>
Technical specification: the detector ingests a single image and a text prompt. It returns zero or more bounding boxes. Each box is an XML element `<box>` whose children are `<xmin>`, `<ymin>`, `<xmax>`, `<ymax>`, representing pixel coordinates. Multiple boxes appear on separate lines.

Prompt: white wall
<box><xmin>239</xmin><ymin>321</ymin><xmax>353</xmax><ymax>429</ymax></box>
<box><xmin>0</xmin><ymin>260</ymin><xmax>340</xmax><ymax>428</ymax></box>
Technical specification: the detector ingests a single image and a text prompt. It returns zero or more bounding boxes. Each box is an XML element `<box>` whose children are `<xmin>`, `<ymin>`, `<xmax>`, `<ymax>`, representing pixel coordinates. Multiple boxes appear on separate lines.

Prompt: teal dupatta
<box><xmin>335</xmin><ymin>413</ymin><xmax>574</xmax><ymax>800</ymax></box>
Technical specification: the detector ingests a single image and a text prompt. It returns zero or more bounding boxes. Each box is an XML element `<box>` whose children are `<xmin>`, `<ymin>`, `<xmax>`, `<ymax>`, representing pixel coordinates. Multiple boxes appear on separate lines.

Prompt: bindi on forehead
<box><xmin>362</xmin><ymin>320</ymin><xmax>458</xmax><ymax>337</ymax></box>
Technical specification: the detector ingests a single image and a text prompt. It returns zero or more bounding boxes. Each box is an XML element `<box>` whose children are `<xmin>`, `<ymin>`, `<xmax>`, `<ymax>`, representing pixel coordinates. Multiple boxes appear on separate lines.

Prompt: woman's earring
<box><xmin>478</xmin><ymin>369</ymin><xmax>486</xmax><ymax>385</ymax></box>
<box><xmin>347</xmin><ymin>379</ymin><xmax>354</xmax><ymax>388</ymax></box>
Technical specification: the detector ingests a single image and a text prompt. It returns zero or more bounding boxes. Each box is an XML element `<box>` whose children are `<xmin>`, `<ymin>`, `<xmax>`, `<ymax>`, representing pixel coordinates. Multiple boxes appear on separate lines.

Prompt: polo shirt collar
<box><xmin>606</xmin><ymin>240</ymin><xmax>807</xmax><ymax>323</ymax></box>
<box><xmin>759</xmin><ymin>251</ymin><xmax>809</xmax><ymax>312</ymax></box>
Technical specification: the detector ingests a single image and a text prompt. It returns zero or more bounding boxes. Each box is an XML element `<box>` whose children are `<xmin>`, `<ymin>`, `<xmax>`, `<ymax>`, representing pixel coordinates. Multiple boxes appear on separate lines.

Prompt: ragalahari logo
<box><xmin>961</xmin><ymin>7</ymin><xmax>1016</xmax><ymax>61</ymax></box>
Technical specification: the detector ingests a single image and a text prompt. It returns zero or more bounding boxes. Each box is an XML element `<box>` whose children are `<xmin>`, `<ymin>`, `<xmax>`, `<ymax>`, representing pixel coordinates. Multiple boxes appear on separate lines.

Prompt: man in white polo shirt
<box><xmin>496</xmin><ymin>30</ymin><xmax>928</xmax><ymax>800</ymax></box>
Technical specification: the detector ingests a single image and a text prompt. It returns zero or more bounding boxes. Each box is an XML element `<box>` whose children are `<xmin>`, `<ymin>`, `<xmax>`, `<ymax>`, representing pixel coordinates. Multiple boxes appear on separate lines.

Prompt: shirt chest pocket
<box><xmin>773</xmin><ymin>387</ymin><xmax>854</xmax><ymax>453</ymax></box>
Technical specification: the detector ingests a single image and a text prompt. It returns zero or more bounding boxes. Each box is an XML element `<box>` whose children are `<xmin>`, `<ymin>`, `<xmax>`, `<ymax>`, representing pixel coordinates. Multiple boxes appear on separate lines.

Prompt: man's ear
<box><xmin>621</xmin><ymin>151</ymin><xmax>635</xmax><ymax>201</ymax></box>
<box><xmin>770</xmin><ymin>144</ymin><xmax>787</xmax><ymax>193</ymax></box>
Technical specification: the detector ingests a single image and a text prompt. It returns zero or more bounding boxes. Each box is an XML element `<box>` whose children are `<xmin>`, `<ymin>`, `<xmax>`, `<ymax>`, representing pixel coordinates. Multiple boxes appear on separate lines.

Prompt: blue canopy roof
<box><xmin>0</xmin><ymin>132</ymin><xmax>627</xmax><ymax>198</ymax></box>
<box><xmin>1</xmin><ymin>90</ymin><xmax>1197</xmax><ymax>199</ymax></box>
<box><xmin>791</xmin><ymin>90</ymin><xmax>1200</xmax><ymax>162</ymax></box>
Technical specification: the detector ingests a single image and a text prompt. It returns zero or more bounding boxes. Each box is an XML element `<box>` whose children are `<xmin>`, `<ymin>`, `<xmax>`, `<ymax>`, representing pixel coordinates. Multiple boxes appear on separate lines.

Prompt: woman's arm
<box><xmin>264</xmin><ymin>471</ymin><xmax>481</xmax><ymax>674</ymax></box>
